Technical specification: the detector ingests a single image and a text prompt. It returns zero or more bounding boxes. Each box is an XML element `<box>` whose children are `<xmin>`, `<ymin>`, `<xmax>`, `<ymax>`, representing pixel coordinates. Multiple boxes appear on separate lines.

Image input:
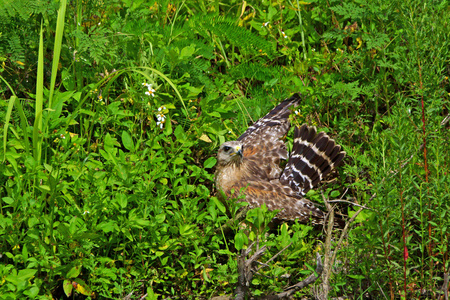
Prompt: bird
<box><xmin>215</xmin><ymin>94</ymin><xmax>346</xmax><ymax>225</ymax></box>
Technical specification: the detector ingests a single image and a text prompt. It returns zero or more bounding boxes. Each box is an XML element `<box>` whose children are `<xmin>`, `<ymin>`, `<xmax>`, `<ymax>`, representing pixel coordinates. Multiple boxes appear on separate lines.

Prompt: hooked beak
<box><xmin>231</xmin><ymin>145</ymin><xmax>243</xmax><ymax>158</ymax></box>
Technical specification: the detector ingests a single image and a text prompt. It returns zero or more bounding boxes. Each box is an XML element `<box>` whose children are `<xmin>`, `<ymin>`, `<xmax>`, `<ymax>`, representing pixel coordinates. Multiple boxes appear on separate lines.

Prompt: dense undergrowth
<box><xmin>1</xmin><ymin>0</ymin><xmax>449</xmax><ymax>299</ymax></box>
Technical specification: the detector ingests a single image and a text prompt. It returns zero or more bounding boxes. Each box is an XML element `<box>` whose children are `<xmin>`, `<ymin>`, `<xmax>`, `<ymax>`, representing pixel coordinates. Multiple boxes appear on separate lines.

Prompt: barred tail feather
<box><xmin>280</xmin><ymin>124</ymin><xmax>346</xmax><ymax>195</ymax></box>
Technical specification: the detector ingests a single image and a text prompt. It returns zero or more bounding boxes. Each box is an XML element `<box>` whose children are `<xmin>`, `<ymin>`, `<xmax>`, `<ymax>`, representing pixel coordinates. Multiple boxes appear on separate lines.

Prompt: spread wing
<box><xmin>237</xmin><ymin>94</ymin><xmax>301</xmax><ymax>180</ymax></box>
<box><xmin>227</xmin><ymin>180</ymin><xmax>324</xmax><ymax>224</ymax></box>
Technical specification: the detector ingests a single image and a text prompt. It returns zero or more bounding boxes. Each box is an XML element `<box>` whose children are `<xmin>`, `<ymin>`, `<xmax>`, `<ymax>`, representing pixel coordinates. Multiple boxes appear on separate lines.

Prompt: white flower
<box><xmin>142</xmin><ymin>83</ymin><xmax>155</xmax><ymax>94</ymax></box>
<box><xmin>83</xmin><ymin>210</ymin><xmax>90</xmax><ymax>215</ymax></box>
<box><xmin>294</xmin><ymin>110</ymin><xmax>300</xmax><ymax>115</ymax></box>
<box><xmin>262</xmin><ymin>22</ymin><xmax>269</xmax><ymax>27</ymax></box>
<box><xmin>145</xmin><ymin>88</ymin><xmax>156</xmax><ymax>97</ymax></box>
<box><xmin>281</xmin><ymin>31</ymin><xmax>288</xmax><ymax>39</ymax></box>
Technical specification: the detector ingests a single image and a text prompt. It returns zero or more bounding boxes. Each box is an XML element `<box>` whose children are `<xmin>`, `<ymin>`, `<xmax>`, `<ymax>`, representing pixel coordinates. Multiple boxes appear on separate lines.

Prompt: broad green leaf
<box><xmin>63</xmin><ymin>280</ymin><xmax>73</xmax><ymax>297</ymax></box>
<box><xmin>204</xmin><ymin>157</ymin><xmax>217</xmax><ymax>168</ymax></box>
<box><xmin>116</xmin><ymin>193</ymin><xmax>127</xmax><ymax>209</ymax></box>
<box><xmin>330</xmin><ymin>190</ymin><xmax>340</xmax><ymax>198</ymax></box>
<box><xmin>179</xmin><ymin>224</ymin><xmax>194</xmax><ymax>237</ymax></box>
<box><xmin>174</xmin><ymin>125</ymin><xmax>187</xmax><ymax>141</ymax></box>
<box><xmin>66</xmin><ymin>266</ymin><xmax>81</xmax><ymax>278</ymax></box>
<box><xmin>234</xmin><ymin>231</ymin><xmax>248</xmax><ymax>250</ymax></box>
<box><xmin>155</xmin><ymin>214</ymin><xmax>166</xmax><ymax>223</ymax></box>
<box><xmin>122</xmin><ymin>131</ymin><xmax>135</xmax><ymax>151</ymax></box>
<box><xmin>172</xmin><ymin>157</ymin><xmax>186</xmax><ymax>165</ymax></box>
<box><xmin>2</xmin><ymin>197</ymin><xmax>14</xmax><ymax>204</ymax></box>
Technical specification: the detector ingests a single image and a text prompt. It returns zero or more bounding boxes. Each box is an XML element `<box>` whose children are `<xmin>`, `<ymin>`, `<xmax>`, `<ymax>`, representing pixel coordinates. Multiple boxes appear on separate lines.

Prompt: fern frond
<box><xmin>0</xmin><ymin>0</ymin><xmax>34</xmax><ymax>20</ymax></box>
<box><xmin>7</xmin><ymin>34</ymin><xmax>25</xmax><ymax>62</ymax></box>
<box><xmin>188</xmin><ymin>15</ymin><xmax>273</xmax><ymax>58</ymax></box>
<box><xmin>230</xmin><ymin>62</ymin><xmax>284</xmax><ymax>82</ymax></box>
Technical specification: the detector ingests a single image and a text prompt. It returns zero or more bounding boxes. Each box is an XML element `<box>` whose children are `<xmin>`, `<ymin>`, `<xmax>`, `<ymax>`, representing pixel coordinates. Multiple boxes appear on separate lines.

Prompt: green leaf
<box><xmin>116</xmin><ymin>193</ymin><xmax>127</xmax><ymax>209</ymax></box>
<box><xmin>122</xmin><ymin>131</ymin><xmax>135</xmax><ymax>151</ymax></box>
<box><xmin>330</xmin><ymin>190</ymin><xmax>340</xmax><ymax>198</ymax></box>
<box><xmin>63</xmin><ymin>280</ymin><xmax>73</xmax><ymax>297</ymax></box>
<box><xmin>48</xmin><ymin>0</ymin><xmax>67</xmax><ymax>108</ymax></box>
<box><xmin>33</xmin><ymin>22</ymin><xmax>45</xmax><ymax>164</ymax></box>
<box><xmin>172</xmin><ymin>157</ymin><xmax>186</xmax><ymax>165</ymax></box>
<box><xmin>204</xmin><ymin>157</ymin><xmax>217</xmax><ymax>168</ymax></box>
<box><xmin>155</xmin><ymin>214</ymin><xmax>166</xmax><ymax>223</ymax></box>
<box><xmin>97</xmin><ymin>221</ymin><xmax>116</xmax><ymax>233</ymax></box>
<box><xmin>160</xmin><ymin>256</ymin><xmax>169</xmax><ymax>266</ymax></box>
<box><xmin>174</xmin><ymin>125</ymin><xmax>187</xmax><ymax>142</ymax></box>
<box><xmin>179</xmin><ymin>224</ymin><xmax>194</xmax><ymax>237</ymax></box>
<box><xmin>104</xmin><ymin>133</ymin><xmax>120</xmax><ymax>155</ymax></box>
<box><xmin>66</xmin><ymin>265</ymin><xmax>81</xmax><ymax>278</ymax></box>
<box><xmin>347</xmin><ymin>274</ymin><xmax>365</xmax><ymax>280</ymax></box>
<box><xmin>234</xmin><ymin>231</ymin><xmax>248</xmax><ymax>250</ymax></box>
<box><xmin>180</xmin><ymin>45</ymin><xmax>196</xmax><ymax>59</ymax></box>
<box><xmin>212</xmin><ymin>196</ymin><xmax>226</xmax><ymax>213</ymax></box>
<box><xmin>2</xmin><ymin>197</ymin><xmax>14</xmax><ymax>204</ymax></box>
<box><xmin>6</xmin><ymin>269</ymin><xmax>37</xmax><ymax>285</ymax></box>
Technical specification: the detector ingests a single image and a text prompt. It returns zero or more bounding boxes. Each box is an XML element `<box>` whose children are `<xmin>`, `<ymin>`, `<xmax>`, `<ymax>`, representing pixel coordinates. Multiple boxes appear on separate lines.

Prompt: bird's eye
<box><xmin>223</xmin><ymin>146</ymin><xmax>231</xmax><ymax>152</ymax></box>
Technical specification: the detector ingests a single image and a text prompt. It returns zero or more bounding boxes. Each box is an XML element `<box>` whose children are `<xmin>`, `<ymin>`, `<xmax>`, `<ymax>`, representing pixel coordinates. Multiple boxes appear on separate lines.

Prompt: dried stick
<box><xmin>268</xmin><ymin>253</ymin><xmax>323</xmax><ymax>299</ymax></box>
<box><xmin>234</xmin><ymin>242</ymin><xmax>323</xmax><ymax>299</ymax></box>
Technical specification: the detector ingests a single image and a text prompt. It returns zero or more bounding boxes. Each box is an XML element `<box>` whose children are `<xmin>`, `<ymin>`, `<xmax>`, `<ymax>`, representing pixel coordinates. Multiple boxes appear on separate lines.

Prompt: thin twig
<box><xmin>255</xmin><ymin>242</ymin><xmax>293</xmax><ymax>273</ymax></box>
<box><xmin>443</xmin><ymin>271</ymin><xmax>449</xmax><ymax>300</ymax></box>
<box><xmin>321</xmin><ymin>192</ymin><xmax>335</xmax><ymax>300</ymax></box>
<box><xmin>377</xmin><ymin>281</ymin><xmax>388</xmax><ymax>300</ymax></box>
<box><xmin>247</xmin><ymin>245</ymin><xmax>267</xmax><ymax>265</ymax></box>
<box><xmin>273</xmin><ymin>253</ymin><xmax>323</xmax><ymax>299</ymax></box>
<box><xmin>441</xmin><ymin>113</ymin><xmax>450</xmax><ymax>126</ymax></box>
<box><xmin>327</xmin><ymin>199</ymin><xmax>374</xmax><ymax>210</ymax></box>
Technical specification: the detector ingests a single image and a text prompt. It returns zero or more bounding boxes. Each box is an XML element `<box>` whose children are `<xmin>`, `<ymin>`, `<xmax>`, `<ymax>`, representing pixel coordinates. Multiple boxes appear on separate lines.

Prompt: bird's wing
<box><xmin>237</xmin><ymin>94</ymin><xmax>301</xmax><ymax>180</ymax></box>
<box><xmin>228</xmin><ymin>180</ymin><xmax>324</xmax><ymax>224</ymax></box>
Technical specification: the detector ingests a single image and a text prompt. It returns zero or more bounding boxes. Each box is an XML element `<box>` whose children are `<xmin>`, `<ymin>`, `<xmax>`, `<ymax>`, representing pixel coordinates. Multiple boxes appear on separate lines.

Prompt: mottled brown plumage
<box><xmin>215</xmin><ymin>94</ymin><xmax>346</xmax><ymax>224</ymax></box>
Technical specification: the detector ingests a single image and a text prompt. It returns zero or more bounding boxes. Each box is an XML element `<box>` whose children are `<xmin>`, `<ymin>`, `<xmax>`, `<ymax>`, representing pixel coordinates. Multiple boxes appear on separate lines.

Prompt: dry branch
<box><xmin>234</xmin><ymin>243</ymin><xmax>323</xmax><ymax>300</ymax></box>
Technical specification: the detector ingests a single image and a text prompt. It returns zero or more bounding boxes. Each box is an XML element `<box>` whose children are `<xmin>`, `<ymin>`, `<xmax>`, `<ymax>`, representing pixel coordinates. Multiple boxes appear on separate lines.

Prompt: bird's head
<box><xmin>217</xmin><ymin>141</ymin><xmax>244</xmax><ymax>167</ymax></box>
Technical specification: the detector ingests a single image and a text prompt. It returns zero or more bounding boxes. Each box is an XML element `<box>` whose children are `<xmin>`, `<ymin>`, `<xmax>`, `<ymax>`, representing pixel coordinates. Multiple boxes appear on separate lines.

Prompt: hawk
<box><xmin>215</xmin><ymin>94</ymin><xmax>346</xmax><ymax>224</ymax></box>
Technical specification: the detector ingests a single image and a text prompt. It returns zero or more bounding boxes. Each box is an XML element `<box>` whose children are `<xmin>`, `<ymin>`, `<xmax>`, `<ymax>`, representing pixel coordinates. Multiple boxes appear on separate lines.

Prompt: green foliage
<box><xmin>1</xmin><ymin>0</ymin><xmax>449</xmax><ymax>298</ymax></box>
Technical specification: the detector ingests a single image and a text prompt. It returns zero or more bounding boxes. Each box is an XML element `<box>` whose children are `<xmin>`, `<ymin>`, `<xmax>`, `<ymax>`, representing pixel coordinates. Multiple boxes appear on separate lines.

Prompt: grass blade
<box><xmin>33</xmin><ymin>22</ymin><xmax>44</xmax><ymax>163</ymax></box>
<box><xmin>48</xmin><ymin>0</ymin><xmax>67</xmax><ymax>108</ymax></box>
<box><xmin>3</xmin><ymin>96</ymin><xmax>17</xmax><ymax>162</ymax></box>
